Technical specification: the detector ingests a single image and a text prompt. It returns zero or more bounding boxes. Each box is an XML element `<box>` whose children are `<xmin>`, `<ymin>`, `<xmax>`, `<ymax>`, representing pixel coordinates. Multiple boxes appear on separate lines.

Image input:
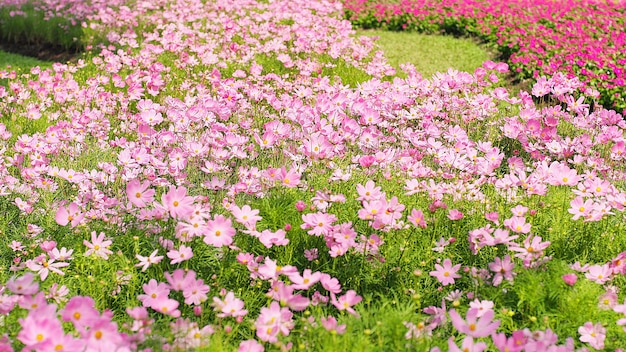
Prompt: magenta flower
<box><xmin>449</xmin><ymin>308</ymin><xmax>500</xmax><ymax>338</ymax></box>
<box><xmin>151</xmin><ymin>296</ymin><xmax>181</xmax><ymax>318</ymax></box>
<box><xmin>562</xmin><ymin>273</ymin><xmax>578</xmax><ymax>286</ymax></box>
<box><xmin>429</xmin><ymin>259</ymin><xmax>461</xmax><ymax>286</ymax></box>
<box><xmin>278</xmin><ymin>166</ymin><xmax>301</xmax><ymax>188</ymax></box>
<box><xmin>25</xmin><ymin>255</ymin><xmax>69</xmax><ymax>281</ymax></box>
<box><xmin>165</xmin><ymin>269</ymin><xmax>196</xmax><ymax>291</ymax></box>
<box><xmin>82</xmin><ymin>316</ymin><xmax>127</xmax><ymax>350</ymax></box>
<box><xmin>503</xmin><ymin>216</ymin><xmax>531</xmax><ymax>234</ymax></box>
<box><xmin>258</xmin><ymin>229</ymin><xmax>289</xmax><ymax>248</ymax></box>
<box><xmin>230</xmin><ymin>204</ymin><xmax>262</xmax><ymax>229</ymax></box>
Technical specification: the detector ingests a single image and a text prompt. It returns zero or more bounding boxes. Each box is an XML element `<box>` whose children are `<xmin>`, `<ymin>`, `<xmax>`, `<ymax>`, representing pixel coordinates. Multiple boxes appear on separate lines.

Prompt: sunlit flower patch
<box><xmin>1</xmin><ymin>0</ymin><xmax>626</xmax><ymax>350</ymax></box>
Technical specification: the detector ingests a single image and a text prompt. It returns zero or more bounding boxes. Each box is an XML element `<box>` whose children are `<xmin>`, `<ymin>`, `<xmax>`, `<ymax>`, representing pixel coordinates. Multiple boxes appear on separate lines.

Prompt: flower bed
<box><xmin>343</xmin><ymin>0</ymin><xmax>626</xmax><ymax>114</ymax></box>
<box><xmin>1</xmin><ymin>0</ymin><xmax>626</xmax><ymax>351</ymax></box>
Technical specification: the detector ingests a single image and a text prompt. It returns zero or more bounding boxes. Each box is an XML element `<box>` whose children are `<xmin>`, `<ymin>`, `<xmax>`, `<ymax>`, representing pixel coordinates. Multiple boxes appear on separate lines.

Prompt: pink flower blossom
<box><xmin>83</xmin><ymin>232</ymin><xmax>113</xmax><ymax>260</ymax></box>
<box><xmin>126</xmin><ymin>179</ymin><xmax>155</xmax><ymax>208</ymax></box>
<box><xmin>331</xmin><ymin>290</ymin><xmax>362</xmax><ymax>317</ymax></box>
<box><xmin>55</xmin><ymin>202</ymin><xmax>85</xmax><ymax>227</ymax></box>
<box><xmin>448</xmin><ymin>209</ymin><xmax>464</xmax><ymax>220</ymax></box>
<box><xmin>167</xmin><ymin>245</ymin><xmax>193</xmax><ymax>265</ymax></box>
<box><xmin>488</xmin><ymin>255</ymin><xmax>515</xmax><ymax>286</ymax></box>
<box><xmin>578</xmin><ymin>322</ymin><xmax>606</xmax><ymax>350</ymax></box>
<box><xmin>562</xmin><ymin>273</ymin><xmax>578</xmax><ymax>286</ymax></box>
<box><xmin>449</xmin><ymin>308</ymin><xmax>500</xmax><ymax>338</ymax></box>
<box><xmin>429</xmin><ymin>259</ymin><xmax>461</xmax><ymax>286</ymax></box>
<box><xmin>135</xmin><ymin>250</ymin><xmax>164</xmax><ymax>272</ymax></box>
<box><xmin>162</xmin><ymin>185</ymin><xmax>195</xmax><ymax>219</ymax></box>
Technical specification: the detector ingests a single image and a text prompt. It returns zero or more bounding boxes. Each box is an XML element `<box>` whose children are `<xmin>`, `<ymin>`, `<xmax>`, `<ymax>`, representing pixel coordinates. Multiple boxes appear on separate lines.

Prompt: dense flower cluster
<box><xmin>1</xmin><ymin>0</ymin><xmax>626</xmax><ymax>350</ymax></box>
<box><xmin>343</xmin><ymin>0</ymin><xmax>626</xmax><ymax>113</ymax></box>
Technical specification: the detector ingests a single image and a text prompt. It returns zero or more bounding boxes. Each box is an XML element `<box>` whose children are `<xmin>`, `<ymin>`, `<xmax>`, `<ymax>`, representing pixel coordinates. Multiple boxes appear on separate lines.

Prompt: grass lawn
<box><xmin>356</xmin><ymin>29</ymin><xmax>491</xmax><ymax>78</ymax></box>
<box><xmin>0</xmin><ymin>50</ymin><xmax>51</xmax><ymax>71</ymax></box>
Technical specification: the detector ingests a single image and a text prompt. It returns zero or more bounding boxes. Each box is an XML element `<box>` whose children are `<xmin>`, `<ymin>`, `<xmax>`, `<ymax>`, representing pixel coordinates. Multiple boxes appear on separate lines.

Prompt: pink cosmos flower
<box><xmin>429</xmin><ymin>259</ymin><xmax>461</xmax><ymax>286</ymax></box>
<box><xmin>448</xmin><ymin>209</ymin><xmax>464</xmax><ymax>220</ymax></box>
<box><xmin>213</xmin><ymin>291</ymin><xmax>248</xmax><ymax>318</ymax></box>
<box><xmin>321</xmin><ymin>316</ymin><xmax>346</xmax><ymax>334</ymax></box>
<box><xmin>268</xmin><ymin>281</ymin><xmax>310</xmax><ymax>311</ymax></box>
<box><xmin>126</xmin><ymin>179</ymin><xmax>155</xmax><ymax>208</ymax></box>
<box><xmin>165</xmin><ymin>269</ymin><xmax>197</xmax><ymax>291</ymax></box>
<box><xmin>289</xmin><ymin>269</ymin><xmax>322</xmax><ymax>290</ymax></box>
<box><xmin>255</xmin><ymin>301</ymin><xmax>294</xmax><ymax>343</ymax></box>
<box><xmin>258</xmin><ymin>229</ymin><xmax>289</xmax><ymax>248</ymax></box>
<box><xmin>408</xmin><ymin>208</ymin><xmax>427</xmax><ymax>228</ymax></box>
<box><xmin>278</xmin><ymin>166</ymin><xmax>301</xmax><ymax>188</ymax></box>
<box><xmin>331</xmin><ymin>290</ymin><xmax>362</xmax><ymax>317</ymax></box>
<box><xmin>204</xmin><ymin>214</ymin><xmax>235</xmax><ymax>248</ymax></box>
<box><xmin>578</xmin><ymin>322</ymin><xmax>606</xmax><ymax>350</ymax></box>
<box><xmin>55</xmin><ymin>202</ymin><xmax>85</xmax><ymax>227</ymax></box>
<box><xmin>162</xmin><ymin>185</ymin><xmax>195</xmax><ymax>219</ymax></box>
<box><xmin>304</xmin><ymin>248</ymin><xmax>318</xmax><ymax>261</ymax></box>
<box><xmin>468</xmin><ymin>299</ymin><xmax>494</xmax><ymax>318</ymax></box>
<box><xmin>447</xmin><ymin>336</ymin><xmax>487</xmax><ymax>352</ymax></box>
<box><xmin>356</xmin><ymin>180</ymin><xmax>383</xmax><ymax>201</ymax></box>
<box><xmin>17</xmin><ymin>311</ymin><xmax>64</xmax><ymax>350</ymax></box>
<box><xmin>135</xmin><ymin>249</ymin><xmax>164</xmax><ymax>272</ymax></box>
<box><xmin>449</xmin><ymin>308</ymin><xmax>500</xmax><ymax>338</ymax></box>
<box><xmin>503</xmin><ymin>216</ymin><xmax>531</xmax><ymax>234</ymax></box>
<box><xmin>569</xmin><ymin>196</ymin><xmax>594</xmax><ymax>221</ymax></box>
<box><xmin>25</xmin><ymin>255</ymin><xmax>69</xmax><ymax>281</ymax></box>
<box><xmin>83</xmin><ymin>232</ymin><xmax>113</xmax><ymax>260</ymax></box>
<box><xmin>239</xmin><ymin>339</ymin><xmax>264</xmax><ymax>352</ymax></box>
<box><xmin>488</xmin><ymin>255</ymin><xmax>515</xmax><ymax>286</ymax></box>
<box><xmin>137</xmin><ymin>279</ymin><xmax>170</xmax><ymax>309</ymax></box>
<box><xmin>485</xmin><ymin>211</ymin><xmax>499</xmax><ymax>225</ymax></box>
<box><xmin>562</xmin><ymin>273</ymin><xmax>578</xmax><ymax>286</ymax></box>
<box><xmin>6</xmin><ymin>273</ymin><xmax>39</xmax><ymax>295</ymax></box>
<box><xmin>585</xmin><ymin>264</ymin><xmax>612</xmax><ymax>284</ymax></box>
<box><xmin>82</xmin><ymin>316</ymin><xmax>128</xmax><ymax>351</ymax></box>
<box><xmin>230</xmin><ymin>204</ymin><xmax>262</xmax><ymax>229</ymax></box>
<box><xmin>61</xmin><ymin>296</ymin><xmax>100</xmax><ymax>331</ymax></box>
<box><xmin>167</xmin><ymin>245</ymin><xmax>193</xmax><ymax>265</ymax></box>
<box><xmin>182</xmin><ymin>278</ymin><xmax>210</xmax><ymax>306</ymax></box>
<box><xmin>320</xmin><ymin>273</ymin><xmax>342</xmax><ymax>294</ymax></box>
<box><xmin>492</xmin><ymin>331</ymin><xmax>527</xmax><ymax>352</ymax></box>
<box><xmin>301</xmin><ymin>212</ymin><xmax>337</xmax><ymax>236</ymax></box>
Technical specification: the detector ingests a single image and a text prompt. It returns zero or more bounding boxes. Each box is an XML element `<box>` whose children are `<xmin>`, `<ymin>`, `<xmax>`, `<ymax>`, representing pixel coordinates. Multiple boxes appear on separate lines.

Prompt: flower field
<box><xmin>1</xmin><ymin>0</ymin><xmax>626</xmax><ymax>351</ymax></box>
<box><xmin>343</xmin><ymin>0</ymin><xmax>626</xmax><ymax>114</ymax></box>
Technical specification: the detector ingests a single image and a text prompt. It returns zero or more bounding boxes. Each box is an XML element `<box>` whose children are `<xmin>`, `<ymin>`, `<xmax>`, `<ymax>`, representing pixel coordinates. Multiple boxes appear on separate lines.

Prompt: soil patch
<box><xmin>0</xmin><ymin>40</ymin><xmax>81</xmax><ymax>63</ymax></box>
